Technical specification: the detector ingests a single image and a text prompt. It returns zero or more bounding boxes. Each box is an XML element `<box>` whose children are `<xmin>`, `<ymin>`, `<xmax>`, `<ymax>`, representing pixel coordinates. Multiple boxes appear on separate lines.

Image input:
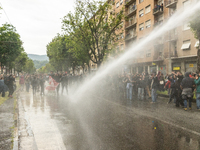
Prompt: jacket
<box><xmin>151</xmin><ymin>76</ymin><xmax>159</xmax><ymax>89</ymax></box>
<box><xmin>181</xmin><ymin>72</ymin><xmax>195</xmax><ymax>89</ymax></box>
<box><xmin>194</xmin><ymin>77</ymin><xmax>200</xmax><ymax>93</ymax></box>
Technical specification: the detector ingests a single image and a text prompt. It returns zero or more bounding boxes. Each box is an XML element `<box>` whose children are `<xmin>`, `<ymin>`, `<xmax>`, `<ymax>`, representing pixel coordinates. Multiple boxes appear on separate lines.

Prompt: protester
<box><xmin>125</xmin><ymin>74</ymin><xmax>133</xmax><ymax>100</ymax></box>
<box><xmin>194</xmin><ymin>71</ymin><xmax>200</xmax><ymax>110</ymax></box>
<box><xmin>150</xmin><ymin>73</ymin><xmax>159</xmax><ymax>103</ymax></box>
<box><xmin>8</xmin><ymin>74</ymin><xmax>15</xmax><ymax>98</ymax></box>
<box><xmin>19</xmin><ymin>74</ymin><xmax>25</xmax><ymax>91</ymax></box>
<box><xmin>181</xmin><ymin>72</ymin><xmax>195</xmax><ymax>111</ymax></box>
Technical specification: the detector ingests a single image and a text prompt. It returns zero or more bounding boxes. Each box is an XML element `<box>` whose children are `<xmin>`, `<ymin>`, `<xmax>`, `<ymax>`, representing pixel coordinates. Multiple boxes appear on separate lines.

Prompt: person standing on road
<box><xmin>8</xmin><ymin>74</ymin><xmax>15</xmax><ymax>98</ymax></box>
<box><xmin>126</xmin><ymin>74</ymin><xmax>133</xmax><ymax>100</ymax></box>
<box><xmin>40</xmin><ymin>75</ymin><xmax>46</xmax><ymax>95</ymax></box>
<box><xmin>194</xmin><ymin>71</ymin><xmax>200</xmax><ymax>110</ymax></box>
<box><xmin>25</xmin><ymin>75</ymin><xmax>31</xmax><ymax>92</ymax></box>
<box><xmin>31</xmin><ymin>76</ymin><xmax>37</xmax><ymax>95</ymax></box>
<box><xmin>150</xmin><ymin>73</ymin><xmax>159</xmax><ymax>103</ymax></box>
<box><xmin>181</xmin><ymin>72</ymin><xmax>195</xmax><ymax>111</ymax></box>
<box><xmin>19</xmin><ymin>74</ymin><xmax>25</xmax><ymax>91</ymax></box>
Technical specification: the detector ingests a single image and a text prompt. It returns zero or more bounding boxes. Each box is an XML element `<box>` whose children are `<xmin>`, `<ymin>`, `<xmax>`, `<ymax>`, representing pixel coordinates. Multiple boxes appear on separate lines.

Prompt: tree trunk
<box><xmin>87</xmin><ymin>63</ymin><xmax>90</xmax><ymax>73</ymax></box>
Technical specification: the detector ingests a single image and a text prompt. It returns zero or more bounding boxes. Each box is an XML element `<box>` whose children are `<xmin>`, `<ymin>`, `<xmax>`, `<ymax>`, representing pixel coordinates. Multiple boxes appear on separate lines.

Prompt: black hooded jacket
<box><xmin>181</xmin><ymin>72</ymin><xmax>195</xmax><ymax>89</ymax></box>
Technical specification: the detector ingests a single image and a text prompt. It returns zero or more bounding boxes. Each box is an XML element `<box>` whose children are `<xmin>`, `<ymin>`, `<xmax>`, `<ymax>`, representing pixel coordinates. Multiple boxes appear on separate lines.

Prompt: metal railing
<box><xmin>126</xmin><ymin>5</ymin><xmax>137</xmax><ymax>16</ymax></box>
<box><xmin>153</xmin><ymin>6</ymin><xmax>163</xmax><ymax>14</ymax></box>
<box><xmin>154</xmin><ymin>20</ymin><xmax>163</xmax><ymax>27</ymax></box>
<box><xmin>125</xmin><ymin>0</ymin><xmax>136</xmax><ymax>5</ymax></box>
<box><xmin>125</xmin><ymin>32</ymin><xmax>137</xmax><ymax>40</ymax></box>
<box><xmin>164</xmin><ymin>0</ymin><xmax>178</xmax><ymax>7</ymax></box>
<box><xmin>126</xmin><ymin>19</ymin><xmax>137</xmax><ymax>28</ymax></box>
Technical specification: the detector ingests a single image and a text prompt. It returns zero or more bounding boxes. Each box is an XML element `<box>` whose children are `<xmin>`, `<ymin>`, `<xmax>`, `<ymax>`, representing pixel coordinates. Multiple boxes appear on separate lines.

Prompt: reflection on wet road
<box><xmin>18</xmin><ymin>92</ymin><xmax>200</xmax><ymax>150</ymax></box>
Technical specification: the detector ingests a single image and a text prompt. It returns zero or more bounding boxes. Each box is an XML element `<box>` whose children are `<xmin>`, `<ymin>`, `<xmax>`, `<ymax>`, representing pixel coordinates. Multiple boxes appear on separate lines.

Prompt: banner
<box><xmin>46</xmin><ymin>76</ymin><xmax>59</xmax><ymax>91</ymax></box>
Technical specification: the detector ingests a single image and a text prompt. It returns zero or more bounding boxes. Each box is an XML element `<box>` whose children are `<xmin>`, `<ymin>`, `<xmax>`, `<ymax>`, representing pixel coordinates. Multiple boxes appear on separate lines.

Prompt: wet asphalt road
<box><xmin>18</xmin><ymin>91</ymin><xmax>200</xmax><ymax>150</ymax></box>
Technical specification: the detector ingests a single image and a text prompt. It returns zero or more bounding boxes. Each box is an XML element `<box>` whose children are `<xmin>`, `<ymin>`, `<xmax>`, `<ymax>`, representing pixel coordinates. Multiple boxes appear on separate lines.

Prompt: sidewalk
<box><xmin>0</xmin><ymin>97</ymin><xmax>16</xmax><ymax>150</ymax></box>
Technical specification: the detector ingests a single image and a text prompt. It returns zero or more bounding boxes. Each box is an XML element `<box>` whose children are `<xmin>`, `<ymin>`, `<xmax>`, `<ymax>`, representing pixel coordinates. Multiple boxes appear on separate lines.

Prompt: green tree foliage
<box><xmin>0</xmin><ymin>23</ymin><xmax>23</xmax><ymax>73</ymax></box>
<box><xmin>24</xmin><ymin>59</ymin><xmax>36</xmax><ymax>73</ymax></box>
<box><xmin>190</xmin><ymin>9</ymin><xmax>200</xmax><ymax>71</ymax></box>
<box><xmin>14</xmin><ymin>51</ymin><xmax>28</xmax><ymax>73</ymax></box>
<box><xmin>33</xmin><ymin>60</ymin><xmax>49</xmax><ymax>69</ymax></box>
<box><xmin>38</xmin><ymin>63</ymin><xmax>55</xmax><ymax>73</ymax></box>
<box><xmin>47</xmin><ymin>34</ymin><xmax>71</xmax><ymax>72</ymax></box>
<box><xmin>62</xmin><ymin>0</ymin><xmax>124</xmax><ymax>67</ymax></box>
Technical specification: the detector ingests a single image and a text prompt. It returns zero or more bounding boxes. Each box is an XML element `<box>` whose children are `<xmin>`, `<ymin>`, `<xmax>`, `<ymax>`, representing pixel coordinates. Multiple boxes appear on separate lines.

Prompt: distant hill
<box><xmin>33</xmin><ymin>60</ymin><xmax>49</xmax><ymax>69</ymax></box>
<box><xmin>28</xmin><ymin>54</ymin><xmax>49</xmax><ymax>61</ymax></box>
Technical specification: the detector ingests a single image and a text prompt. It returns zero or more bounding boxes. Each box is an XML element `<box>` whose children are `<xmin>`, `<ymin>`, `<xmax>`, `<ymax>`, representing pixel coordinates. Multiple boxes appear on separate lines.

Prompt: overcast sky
<box><xmin>0</xmin><ymin>0</ymin><xmax>75</xmax><ymax>55</ymax></box>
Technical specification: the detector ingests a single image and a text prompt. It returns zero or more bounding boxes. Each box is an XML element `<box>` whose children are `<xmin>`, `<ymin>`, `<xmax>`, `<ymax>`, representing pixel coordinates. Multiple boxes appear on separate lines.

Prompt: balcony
<box><xmin>125</xmin><ymin>32</ymin><xmax>137</xmax><ymax>41</ymax></box>
<box><xmin>153</xmin><ymin>54</ymin><xmax>164</xmax><ymax>61</ymax></box>
<box><xmin>125</xmin><ymin>19</ymin><xmax>137</xmax><ymax>29</ymax></box>
<box><xmin>164</xmin><ymin>51</ymin><xmax>178</xmax><ymax>58</ymax></box>
<box><xmin>153</xmin><ymin>7</ymin><xmax>163</xmax><ymax>15</ymax></box>
<box><xmin>164</xmin><ymin>0</ymin><xmax>178</xmax><ymax>8</ymax></box>
<box><xmin>125</xmin><ymin>0</ymin><xmax>136</xmax><ymax>6</ymax></box>
<box><xmin>154</xmin><ymin>20</ymin><xmax>163</xmax><ymax>27</ymax></box>
<box><xmin>169</xmin><ymin>32</ymin><xmax>178</xmax><ymax>41</ymax></box>
<box><xmin>125</xmin><ymin>5</ymin><xmax>137</xmax><ymax>17</ymax></box>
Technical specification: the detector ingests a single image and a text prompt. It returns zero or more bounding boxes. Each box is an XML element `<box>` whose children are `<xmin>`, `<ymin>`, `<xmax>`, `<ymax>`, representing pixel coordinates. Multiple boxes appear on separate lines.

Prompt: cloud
<box><xmin>0</xmin><ymin>0</ymin><xmax>75</xmax><ymax>55</ymax></box>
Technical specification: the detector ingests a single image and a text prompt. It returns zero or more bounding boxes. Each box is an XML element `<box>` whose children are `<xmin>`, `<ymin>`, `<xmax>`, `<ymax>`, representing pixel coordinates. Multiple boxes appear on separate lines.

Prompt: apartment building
<box><xmin>114</xmin><ymin>0</ymin><xmax>199</xmax><ymax>74</ymax></box>
<box><xmin>89</xmin><ymin>0</ymin><xmax>198</xmax><ymax>74</ymax></box>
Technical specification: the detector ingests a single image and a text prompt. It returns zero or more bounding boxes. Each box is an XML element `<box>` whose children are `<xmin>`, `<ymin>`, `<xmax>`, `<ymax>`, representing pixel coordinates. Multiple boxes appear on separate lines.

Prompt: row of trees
<box><xmin>0</xmin><ymin>23</ymin><xmax>36</xmax><ymax>74</ymax></box>
<box><xmin>45</xmin><ymin>0</ymin><xmax>124</xmax><ymax>73</ymax></box>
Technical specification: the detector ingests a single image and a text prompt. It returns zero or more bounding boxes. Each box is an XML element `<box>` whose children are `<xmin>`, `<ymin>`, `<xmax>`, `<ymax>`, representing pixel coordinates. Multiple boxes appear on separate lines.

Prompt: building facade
<box><xmin>112</xmin><ymin>0</ymin><xmax>199</xmax><ymax>74</ymax></box>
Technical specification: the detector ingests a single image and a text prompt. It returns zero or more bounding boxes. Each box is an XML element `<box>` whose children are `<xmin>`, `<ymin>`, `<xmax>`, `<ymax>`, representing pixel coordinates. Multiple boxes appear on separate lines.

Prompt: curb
<box><xmin>13</xmin><ymin>89</ymin><xmax>20</xmax><ymax>150</ymax></box>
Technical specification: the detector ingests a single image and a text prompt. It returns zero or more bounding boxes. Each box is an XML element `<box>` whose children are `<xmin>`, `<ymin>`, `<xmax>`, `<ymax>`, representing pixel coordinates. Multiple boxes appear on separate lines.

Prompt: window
<box><xmin>120</xmin><ymin>0</ymin><xmax>123</xmax><ymax>5</ymax></box>
<box><xmin>195</xmin><ymin>41</ymin><xmax>199</xmax><ymax>48</ymax></box>
<box><xmin>116</xmin><ymin>2</ymin><xmax>119</xmax><ymax>8</ymax></box>
<box><xmin>121</xmin><ymin>44</ymin><xmax>124</xmax><ymax>50</ymax></box>
<box><xmin>146</xmin><ymin>50</ymin><xmax>151</xmax><ymax>57</ymax></box>
<box><xmin>183</xmin><ymin>22</ymin><xmax>190</xmax><ymax>30</ymax></box>
<box><xmin>139</xmin><ymin>0</ymin><xmax>144</xmax><ymax>3</ymax></box>
<box><xmin>145</xmin><ymin>20</ymin><xmax>151</xmax><ymax>28</ymax></box>
<box><xmin>139</xmin><ymin>23</ymin><xmax>144</xmax><ymax>31</ymax></box>
<box><xmin>181</xmin><ymin>40</ymin><xmax>191</xmax><ymax>50</ymax></box>
<box><xmin>139</xmin><ymin>9</ymin><xmax>144</xmax><ymax>17</ymax></box>
<box><xmin>145</xmin><ymin>5</ymin><xmax>151</xmax><ymax>14</ymax></box>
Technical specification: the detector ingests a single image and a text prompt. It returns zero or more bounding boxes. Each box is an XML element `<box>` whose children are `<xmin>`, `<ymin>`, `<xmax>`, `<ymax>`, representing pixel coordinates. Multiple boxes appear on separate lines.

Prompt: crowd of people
<box><xmin>1</xmin><ymin>70</ymin><xmax>200</xmax><ymax>111</ymax></box>
<box><xmin>0</xmin><ymin>74</ymin><xmax>16</xmax><ymax>98</ymax></box>
<box><xmin>108</xmin><ymin>71</ymin><xmax>199</xmax><ymax>111</ymax></box>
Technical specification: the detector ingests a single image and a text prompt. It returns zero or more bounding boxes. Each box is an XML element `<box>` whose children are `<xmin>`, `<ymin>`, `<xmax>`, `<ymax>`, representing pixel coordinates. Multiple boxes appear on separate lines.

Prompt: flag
<box><xmin>46</xmin><ymin>76</ymin><xmax>59</xmax><ymax>91</ymax></box>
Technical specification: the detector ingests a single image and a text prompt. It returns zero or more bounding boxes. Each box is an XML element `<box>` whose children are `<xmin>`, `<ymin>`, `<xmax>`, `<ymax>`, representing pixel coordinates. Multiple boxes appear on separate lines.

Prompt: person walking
<box><xmin>194</xmin><ymin>71</ymin><xmax>200</xmax><ymax>110</ymax></box>
<box><xmin>150</xmin><ymin>73</ymin><xmax>159</xmax><ymax>103</ymax></box>
<box><xmin>126</xmin><ymin>74</ymin><xmax>133</xmax><ymax>100</ymax></box>
<box><xmin>181</xmin><ymin>72</ymin><xmax>195</xmax><ymax>111</ymax></box>
<box><xmin>8</xmin><ymin>74</ymin><xmax>15</xmax><ymax>97</ymax></box>
<box><xmin>25</xmin><ymin>75</ymin><xmax>31</xmax><ymax>92</ymax></box>
<box><xmin>19</xmin><ymin>74</ymin><xmax>25</xmax><ymax>91</ymax></box>
<box><xmin>31</xmin><ymin>76</ymin><xmax>37</xmax><ymax>95</ymax></box>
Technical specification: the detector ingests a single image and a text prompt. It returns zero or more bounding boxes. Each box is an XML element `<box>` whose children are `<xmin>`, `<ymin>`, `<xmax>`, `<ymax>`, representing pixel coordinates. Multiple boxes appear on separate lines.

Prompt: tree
<box><xmin>24</xmin><ymin>59</ymin><xmax>36</xmax><ymax>74</ymax></box>
<box><xmin>62</xmin><ymin>0</ymin><xmax>124</xmax><ymax>68</ymax></box>
<box><xmin>47</xmin><ymin>34</ymin><xmax>72</xmax><ymax>72</ymax></box>
<box><xmin>14</xmin><ymin>50</ymin><xmax>28</xmax><ymax>73</ymax></box>
<box><xmin>0</xmin><ymin>23</ymin><xmax>23</xmax><ymax>73</ymax></box>
<box><xmin>190</xmin><ymin>10</ymin><xmax>200</xmax><ymax>71</ymax></box>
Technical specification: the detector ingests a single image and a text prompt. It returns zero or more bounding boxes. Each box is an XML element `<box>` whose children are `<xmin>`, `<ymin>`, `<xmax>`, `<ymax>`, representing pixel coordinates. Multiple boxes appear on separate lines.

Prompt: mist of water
<box><xmin>68</xmin><ymin>0</ymin><xmax>200</xmax><ymax>103</ymax></box>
